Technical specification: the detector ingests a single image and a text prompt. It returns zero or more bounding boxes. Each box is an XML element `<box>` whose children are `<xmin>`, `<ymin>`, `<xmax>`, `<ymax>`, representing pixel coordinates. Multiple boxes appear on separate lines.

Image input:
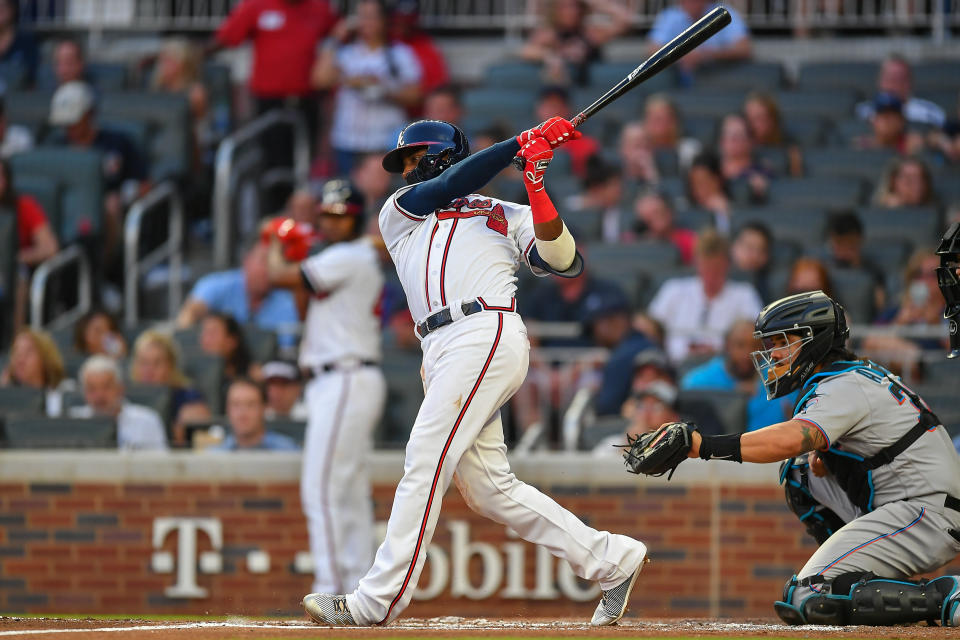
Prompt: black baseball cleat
<box><xmin>302</xmin><ymin>593</ymin><xmax>358</xmax><ymax>626</ymax></box>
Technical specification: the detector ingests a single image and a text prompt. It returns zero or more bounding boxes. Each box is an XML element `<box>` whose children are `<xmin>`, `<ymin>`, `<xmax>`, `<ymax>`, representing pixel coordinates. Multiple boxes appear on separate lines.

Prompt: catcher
<box><xmin>625</xmin><ymin>290</ymin><xmax>960</xmax><ymax>626</ymax></box>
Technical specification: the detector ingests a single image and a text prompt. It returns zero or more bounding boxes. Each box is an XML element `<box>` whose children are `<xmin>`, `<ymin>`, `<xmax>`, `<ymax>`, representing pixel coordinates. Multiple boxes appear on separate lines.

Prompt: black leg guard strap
<box><xmin>780</xmin><ymin>458</ymin><xmax>846</xmax><ymax>545</ymax></box>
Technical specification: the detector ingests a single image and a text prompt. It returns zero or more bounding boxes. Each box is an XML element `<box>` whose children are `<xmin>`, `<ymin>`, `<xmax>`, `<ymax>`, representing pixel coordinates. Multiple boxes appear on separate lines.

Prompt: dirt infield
<box><xmin>0</xmin><ymin>616</ymin><xmax>952</xmax><ymax>639</ymax></box>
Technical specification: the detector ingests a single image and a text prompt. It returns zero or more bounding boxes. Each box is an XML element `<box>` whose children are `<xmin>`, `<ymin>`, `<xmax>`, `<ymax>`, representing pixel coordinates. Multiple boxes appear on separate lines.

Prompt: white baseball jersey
<box><xmin>379</xmin><ymin>186</ymin><xmax>544</xmax><ymax>322</ymax></box>
<box><xmin>299</xmin><ymin>237</ymin><xmax>384</xmax><ymax>368</ymax></box>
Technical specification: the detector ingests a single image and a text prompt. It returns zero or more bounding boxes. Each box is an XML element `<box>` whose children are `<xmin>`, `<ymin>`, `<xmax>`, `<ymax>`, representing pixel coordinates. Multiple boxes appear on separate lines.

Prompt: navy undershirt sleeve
<box><xmin>396</xmin><ymin>138</ymin><xmax>521</xmax><ymax>216</ymax></box>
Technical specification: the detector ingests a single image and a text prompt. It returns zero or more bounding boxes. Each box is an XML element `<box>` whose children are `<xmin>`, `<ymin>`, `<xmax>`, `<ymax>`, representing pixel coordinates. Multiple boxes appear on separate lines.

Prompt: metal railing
<box><xmin>212</xmin><ymin>108</ymin><xmax>310</xmax><ymax>270</ymax></box>
<box><xmin>123</xmin><ymin>181</ymin><xmax>184</xmax><ymax>328</ymax></box>
<box><xmin>21</xmin><ymin>0</ymin><xmax>960</xmax><ymax>37</ymax></box>
<box><xmin>29</xmin><ymin>245</ymin><xmax>92</xmax><ymax>332</ymax></box>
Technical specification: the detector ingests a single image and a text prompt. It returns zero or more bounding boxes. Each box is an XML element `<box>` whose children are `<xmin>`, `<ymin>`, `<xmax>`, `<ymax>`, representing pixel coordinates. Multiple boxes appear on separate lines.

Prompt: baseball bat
<box><xmin>572</xmin><ymin>6</ymin><xmax>731</xmax><ymax>127</ymax></box>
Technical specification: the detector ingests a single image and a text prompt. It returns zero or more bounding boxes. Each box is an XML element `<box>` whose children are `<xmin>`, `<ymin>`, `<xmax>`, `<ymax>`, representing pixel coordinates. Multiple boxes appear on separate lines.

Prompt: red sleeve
<box><xmin>17</xmin><ymin>195</ymin><xmax>48</xmax><ymax>249</ymax></box>
<box><xmin>216</xmin><ymin>0</ymin><xmax>260</xmax><ymax>47</ymax></box>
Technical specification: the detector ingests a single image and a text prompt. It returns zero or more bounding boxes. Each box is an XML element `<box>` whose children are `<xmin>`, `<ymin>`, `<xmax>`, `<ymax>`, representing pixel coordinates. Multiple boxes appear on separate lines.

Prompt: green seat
<box><xmin>266</xmin><ymin>418</ymin><xmax>307</xmax><ymax>446</ymax></box>
<box><xmin>4</xmin><ymin>416</ymin><xmax>116</xmax><ymax>449</ymax></box>
<box><xmin>913</xmin><ymin>60</ymin><xmax>960</xmax><ymax>93</ymax></box>
<box><xmin>379</xmin><ymin>350</ymin><xmax>423</xmax><ymax>448</ymax></box>
<box><xmin>8</xmin><ymin>148</ymin><xmax>105</xmax><ymax>244</ymax></box>
<box><xmin>784</xmin><ymin>115</ymin><xmax>827</xmax><ymax>147</ymax></box>
<box><xmin>100</xmin><ymin>120</ymin><xmax>151</xmax><ymax>159</ymax></box>
<box><xmin>37</xmin><ymin>63</ymin><xmax>129</xmax><ymax>92</ymax></box>
<box><xmin>586</xmin><ymin>241</ymin><xmax>681</xmax><ymax>307</ymax></box>
<box><xmin>767</xmin><ymin>177</ymin><xmax>864</xmax><ymax>209</ymax></box>
<box><xmin>677</xmin><ymin>389</ymin><xmax>749</xmax><ymax>436</ymax></box>
<box><xmin>804</xmin><ymin>148</ymin><xmax>896</xmax><ymax>183</ymax></box>
<box><xmin>99</xmin><ymin>91</ymin><xmax>192</xmax><ymax>180</ymax></box>
<box><xmin>181</xmin><ymin>350</ymin><xmax>225</xmax><ymax>415</ymax></box>
<box><xmin>203</xmin><ymin>63</ymin><xmax>234</xmax><ymax>135</ymax></box>
<box><xmin>828</xmin><ymin>267</ymin><xmax>876</xmax><ymax>323</ymax></box>
<box><xmin>5</xmin><ymin>91</ymin><xmax>54</xmax><ymax>139</ymax></box>
<box><xmin>0</xmin><ymin>386</ymin><xmax>45</xmax><ymax>418</ymax></box>
<box><xmin>463</xmin><ymin>88</ymin><xmax>537</xmax><ymax>132</ymax></box>
<box><xmin>775</xmin><ymin>89</ymin><xmax>859</xmax><ymax>120</ymax></box>
<box><xmin>12</xmin><ymin>174</ymin><xmax>61</xmax><ymax>243</ymax></box>
<box><xmin>589</xmin><ymin>62</ymin><xmax>676</xmax><ymax>95</ymax></box>
<box><xmin>484</xmin><ymin>61</ymin><xmax>544</xmax><ymax>89</ymax></box>
<box><xmin>731</xmin><ymin>206</ymin><xmax>828</xmax><ymax>250</ymax></box>
<box><xmin>126</xmin><ymin>383</ymin><xmax>174</xmax><ymax>426</ymax></box>
<box><xmin>859</xmin><ymin>206</ymin><xmax>942</xmax><ymax>253</ymax></box>
<box><xmin>242</xmin><ymin>324</ymin><xmax>278</xmax><ymax>363</ymax></box>
<box><xmin>667</xmin><ymin>89</ymin><xmax>743</xmax><ymax>119</ymax></box>
<box><xmin>796</xmin><ymin>62</ymin><xmax>879</xmax><ymax>97</ymax></box>
<box><xmin>0</xmin><ymin>209</ymin><xmax>17</xmax><ymax>340</ymax></box>
<box><xmin>0</xmin><ymin>60</ymin><xmax>28</xmax><ymax>91</ymax></box>
<box><xmin>697</xmin><ymin>61</ymin><xmax>784</xmax><ymax>91</ymax></box>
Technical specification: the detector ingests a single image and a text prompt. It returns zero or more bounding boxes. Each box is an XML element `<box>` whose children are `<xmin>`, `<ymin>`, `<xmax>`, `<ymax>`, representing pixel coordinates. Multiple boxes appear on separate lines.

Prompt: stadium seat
<box><xmin>0</xmin><ymin>386</ymin><xmax>45</xmax><ymax>417</ymax></box>
<box><xmin>912</xmin><ymin>60</ymin><xmax>960</xmax><ymax>93</ymax></box>
<box><xmin>804</xmin><ymin>148</ymin><xmax>896</xmax><ymax>183</ymax></box>
<box><xmin>181</xmin><ymin>350</ymin><xmax>225</xmax><ymax>415</ymax></box>
<box><xmin>730</xmin><ymin>206</ymin><xmax>828</xmax><ymax>248</ymax></box>
<box><xmin>62</xmin><ymin>350</ymin><xmax>87</xmax><ymax>379</ymax></box>
<box><xmin>829</xmin><ymin>118</ymin><xmax>874</xmax><ymax>146</ymax></box>
<box><xmin>682</xmin><ymin>114</ymin><xmax>719</xmax><ymax>145</ymax></box>
<box><xmin>923</xmin><ymin>89</ymin><xmax>957</xmax><ymax>116</ymax></box>
<box><xmin>379</xmin><ymin>350</ymin><xmax>423</xmax><ymax>448</ymax></box>
<box><xmin>242</xmin><ymin>324</ymin><xmax>278</xmax><ymax>363</ymax></box>
<box><xmin>674</xmin><ymin>208</ymin><xmax>714</xmax><ymax>232</ymax></box>
<box><xmin>126</xmin><ymin>383</ymin><xmax>174</xmax><ymax>426</ymax></box>
<box><xmin>8</xmin><ymin>149</ymin><xmax>105</xmax><ymax>244</ymax></box>
<box><xmin>862</xmin><ymin>237</ymin><xmax>912</xmax><ymax>275</ymax></box>
<box><xmin>638</xmin><ymin>266</ymin><xmax>695</xmax><ymax>309</ymax></box>
<box><xmin>5</xmin><ymin>91</ymin><xmax>54</xmax><ymax>139</ymax></box>
<box><xmin>37</xmin><ymin>62</ymin><xmax>130</xmax><ymax>92</ymax></box>
<box><xmin>829</xmin><ymin>267</ymin><xmax>876</xmax><ymax>323</ymax></box>
<box><xmin>173</xmin><ymin>327</ymin><xmax>200</xmax><ymax>350</ymax></box>
<box><xmin>3</xmin><ymin>416</ymin><xmax>116</xmax><ymax>448</ymax></box>
<box><xmin>578</xmin><ymin>415</ymin><xmax>628</xmax><ymax>451</ymax></box>
<box><xmin>754</xmin><ymin>146</ymin><xmax>790</xmax><ymax>176</ymax></box>
<box><xmin>784</xmin><ymin>114</ymin><xmax>827</xmax><ymax>147</ymax></box>
<box><xmin>775</xmin><ymin>88</ymin><xmax>859</xmax><ymax>120</ymax></box>
<box><xmin>696</xmin><ymin>61</ymin><xmax>784</xmax><ymax>91</ymax></box>
<box><xmin>767</xmin><ymin>177</ymin><xmax>864</xmax><ymax>209</ymax></box>
<box><xmin>795</xmin><ymin>61</ymin><xmax>879</xmax><ymax>97</ymax></box>
<box><xmin>0</xmin><ymin>60</ymin><xmax>28</xmax><ymax>90</ymax></box>
<box><xmin>858</xmin><ymin>206</ymin><xmax>942</xmax><ymax>252</ymax></box>
<box><xmin>590</xmin><ymin>61</ymin><xmax>676</xmax><ymax>95</ymax></box>
<box><xmin>462</xmin><ymin>88</ymin><xmax>536</xmax><ymax>132</ymax></box>
<box><xmin>676</xmin><ymin>389</ymin><xmax>749</xmax><ymax>435</ymax></box>
<box><xmin>99</xmin><ymin>120</ymin><xmax>151</xmax><ymax>159</ymax></box>
<box><xmin>667</xmin><ymin>90</ymin><xmax>743</xmax><ymax>119</ymax></box>
<box><xmin>483</xmin><ymin>61</ymin><xmax>544</xmax><ymax>89</ymax></box>
<box><xmin>203</xmin><ymin>63</ymin><xmax>235</xmax><ymax>135</ymax></box>
<box><xmin>934</xmin><ymin>172</ymin><xmax>960</xmax><ymax>205</ymax></box>
<box><xmin>266</xmin><ymin>418</ymin><xmax>307</xmax><ymax>446</ymax></box>
<box><xmin>0</xmin><ymin>209</ymin><xmax>17</xmax><ymax>339</ymax></box>
<box><xmin>586</xmin><ymin>241</ymin><xmax>681</xmax><ymax>306</ymax></box>
<box><xmin>12</xmin><ymin>174</ymin><xmax>61</xmax><ymax>243</ymax></box>
<box><xmin>99</xmin><ymin>91</ymin><xmax>192</xmax><ymax>180</ymax></box>
<box><xmin>654</xmin><ymin>148</ymin><xmax>680</xmax><ymax>177</ymax></box>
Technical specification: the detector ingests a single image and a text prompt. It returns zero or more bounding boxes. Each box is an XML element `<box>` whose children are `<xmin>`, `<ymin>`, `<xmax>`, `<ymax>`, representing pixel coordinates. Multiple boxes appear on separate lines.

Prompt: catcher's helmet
<box><xmin>751</xmin><ymin>290</ymin><xmax>849</xmax><ymax>400</ymax></box>
<box><xmin>318</xmin><ymin>178</ymin><xmax>365</xmax><ymax>233</ymax></box>
<box><xmin>382</xmin><ymin>120</ymin><xmax>470</xmax><ymax>184</ymax></box>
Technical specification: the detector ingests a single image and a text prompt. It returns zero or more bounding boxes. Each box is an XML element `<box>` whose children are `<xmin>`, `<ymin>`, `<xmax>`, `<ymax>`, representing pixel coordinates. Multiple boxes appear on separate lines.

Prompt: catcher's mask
<box><xmin>751</xmin><ymin>291</ymin><xmax>849</xmax><ymax>400</ymax></box>
<box><xmin>382</xmin><ymin>120</ymin><xmax>470</xmax><ymax>185</ymax></box>
<box><xmin>936</xmin><ymin>221</ymin><xmax>960</xmax><ymax>358</ymax></box>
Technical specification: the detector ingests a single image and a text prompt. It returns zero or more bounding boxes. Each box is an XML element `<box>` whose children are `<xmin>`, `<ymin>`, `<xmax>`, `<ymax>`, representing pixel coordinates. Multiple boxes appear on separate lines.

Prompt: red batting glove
<box><xmin>515</xmin><ymin>124</ymin><xmax>542</xmax><ymax>147</ymax></box>
<box><xmin>538</xmin><ymin>116</ymin><xmax>582</xmax><ymax>148</ymax></box>
<box><xmin>518</xmin><ymin>136</ymin><xmax>553</xmax><ymax>193</ymax></box>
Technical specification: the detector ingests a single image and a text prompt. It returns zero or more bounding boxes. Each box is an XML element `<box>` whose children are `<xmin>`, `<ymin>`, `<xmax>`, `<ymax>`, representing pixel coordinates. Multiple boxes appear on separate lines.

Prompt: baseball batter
<box><xmin>628</xmin><ymin>290</ymin><xmax>960</xmax><ymax>626</ymax></box>
<box><xmin>268</xmin><ymin>179</ymin><xmax>386</xmax><ymax>595</ymax></box>
<box><xmin>303</xmin><ymin>119</ymin><xmax>648</xmax><ymax>626</ymax></box>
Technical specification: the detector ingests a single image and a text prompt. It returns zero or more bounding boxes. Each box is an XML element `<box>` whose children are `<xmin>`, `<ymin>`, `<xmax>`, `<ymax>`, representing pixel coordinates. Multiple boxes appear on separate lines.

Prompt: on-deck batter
<box><xmin>268</xmin><ymin>180</ymin><xmax>387</xmax><ymax>595</ymax></box>
<box><xmin>303</xmin><ymin>118</ymin><xmax>648</xmax><ymax>626</ymax></box>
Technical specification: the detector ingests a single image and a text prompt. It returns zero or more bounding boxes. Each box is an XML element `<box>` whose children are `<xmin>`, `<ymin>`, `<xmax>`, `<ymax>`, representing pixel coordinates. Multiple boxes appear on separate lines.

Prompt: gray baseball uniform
<box><xmin>784</xmin><ymin>362</ymin><xmax>960</xmax><ymax>609</ymax></box>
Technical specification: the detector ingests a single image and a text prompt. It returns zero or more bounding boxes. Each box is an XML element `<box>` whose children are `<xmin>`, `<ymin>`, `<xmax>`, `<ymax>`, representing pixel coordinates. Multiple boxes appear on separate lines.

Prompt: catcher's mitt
<box><xmin>623</xmin><ymin>422</ymin><xmax>695</xmax><ymax>480</ymax></box>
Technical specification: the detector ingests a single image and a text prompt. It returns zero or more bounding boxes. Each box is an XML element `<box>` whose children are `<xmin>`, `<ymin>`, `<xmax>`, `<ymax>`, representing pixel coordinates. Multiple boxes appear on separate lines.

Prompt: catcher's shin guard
<box><xmin>780</xmin><ymin>458</ymin><xmax>846</xmax><ymax>545</ymax></box>
<box><xmin>774</xmin><ymin>572</ymin><xmax>960</xmax><ymax>626</ymax></box>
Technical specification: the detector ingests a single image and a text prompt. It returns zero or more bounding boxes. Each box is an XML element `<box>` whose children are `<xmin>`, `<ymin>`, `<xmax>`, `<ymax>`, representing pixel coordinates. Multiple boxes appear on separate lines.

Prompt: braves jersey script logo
<box><xmin>436</xmin><ymin>197</ymin><xmax>508</xmax><ymax>237</ymax></box>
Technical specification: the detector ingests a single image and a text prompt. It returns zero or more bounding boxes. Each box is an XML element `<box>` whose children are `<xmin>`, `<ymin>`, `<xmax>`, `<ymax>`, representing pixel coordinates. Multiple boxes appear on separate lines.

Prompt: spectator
<box><xmin>618</xmin><ymin>121</ymin><xmax>659</xmax><ymax>185</ymax></box>
<box><xmin>212</xmin><ymin>0</ymin><xmax>337</xmax><ymax>152</ymax></box>
<box><xmin>520</xmin><ymin>0</ymin><xmax>632</xmax><ymax>86</ymax></box>
<box><xmin>70</xmin><ymin>355</ymin><xmax>168</xmax><ymax>450</ymax></box>
<box><xmin>563</xmin><ymin>154</ymin><xmax>624</xmax><ymax>242</ymax></box>
<box><xmin>312</xmin><ymin>0</ymin><xmax>422</xmax><ymax>174</ymax></box>
<box><xmin>852</xmin><ymin>92</ymin><xmax>921</xmax><ymax>154</ymax></box>
<box><xmin>52</xmin><ymin>39</ymin><xmax>86</xmax><ymax>87</ymax></box>
<box><xmin>3</xmin><ymin>157</ymin><xmax>57</xmax><ymax>331</ymax></box>
<box><xmin>742</xmin><ymin>91</ymin><xmax>802</xmax><ymax>177</ymax></box>
<box><xmin>209</xmin><ymin>378</ymin><xmax>300</xmax><ymax>451</ymax></box>
<box><xmin>0</xmin><ymin>95</ymin><xmax>33</xmax><ymax>158</ymax></box>
<box><xmin>923</xmin><ymin>92</ymin><xmax>960</xmax><ymax>164</ymax></box>
<box><xmin>284</xmin><ymin>187</ymin><xmax>319</xmax><ymax>227</ymax></box>
<box><xmin>592</xmin><ymin>382</ymin><xmax>681</xmax><ymax>454</ymax></box>
<box><xmin>643</xmin><ymin>94</ymin><xmax>701</xmax><ymax>169</ymax></box>
<box><xmin>822</xmin><ymin>210</ymin><xmax>887</xmax><ymax>312</ymax></box>
<box><xmin>534</xmin><ymin>85</ymin><xmax>600</xmax><ymax>177</ymax></box>
<box><xmin>152</xmin><ymin>38</ymin><xmax>216</xmax><ymax>173</ymax></box>
<box><xmin>177</xmin><ymin>239</ymin><xmax>299</xmax><ymax>343</ymax></box>
<box><xmin>422</xmin><ymin>85</ymin><xmax>463</xmax><ymax>126</ymax></box>
<box><xmin>786</xmin><ymin>256</ymin><xmax>834</xmax><ymax>299</ymax></box>
<box><xmin>350</xmin><ymin>153</ymin><xmax>393</xmax><ymax>217</ymax></box>
<box><xmin>647</xmin><ymin>0</ymin><xmax>750</xmax><ymax>86</ymax></box>
<box><xmin>873</xmin><ymin>156</ymin><xmax>936</xmax><ymax>209</ymax></box>
<box><xmin>262</xmin><ymin>360</ymin><xmax>307</xmax><ymax>420</ymax></box>
<box><xmin>649</xmin><ymin>229</ymin><xmax>763</xmax><ymax>363</ymax></box>
<box><xmin>582</xmin><ymin>288</ymin><xmax>659</xmax><ymax>416</ymax></box>
<box><xmin>73</xmin><ymin>308</ymin><xmax>126</xmax><ymax>359</ymax></box>
<box><xmin>681</xmin><ymin>318</ymin><xmax>795</xmax><ymax>431</ymax></box>
<box><xmin>389</xmin><ymin>0</ymin><xmax>449</xmax><ymax>97</ymax></box>
<box><xmin>730</xmin><ymin>221</ymin><xmax>773</xmax><ymax>303</ymax></box>
<box><xmin>0</xmin><ymin>0</ymin><xmax>37</xmax><ymax>87</ymax></box>
<box><xmin>48</xmin><ymin>81</ymin><xmax>148</xmax><ymax>282</ymax></box>
<box><xmin>0</xmin><ymin>327</ymin><xmax>68</xmax><ymax>415</ymax></box>
<box><xmin>686</xmin><ymin>151</ymin><xmax>731</xmax><ymax>234</ymax></box>
<box><xmin>199</xmin><ymin>312</ymin><xmax>252</xmax><ymax>383</ymax></box>
<box><xmin>855</xmin><ymin>54</ymin><xmax>945</xmax><ymax>127</ymax></box>
<box><xmin>626</xmin><ymin>190</ymin><xmax>696</xmax><ymax>264</ymax></box>
<box><xmin>130</xmin><ymin>330</ymin><xmax>211</xmax><ymax>446</ymax></box>
<box><xmin>717</xmin><ymin>112</ymin><xmax>770</xmax><ymax>205</ymax></box>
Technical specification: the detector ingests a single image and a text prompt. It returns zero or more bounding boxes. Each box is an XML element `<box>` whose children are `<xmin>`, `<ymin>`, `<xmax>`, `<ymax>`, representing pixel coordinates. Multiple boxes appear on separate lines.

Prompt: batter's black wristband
<box><xmin>698</xmin><ymin>433</ymin><xmax>743</xmax><ymax>463</ymax></box>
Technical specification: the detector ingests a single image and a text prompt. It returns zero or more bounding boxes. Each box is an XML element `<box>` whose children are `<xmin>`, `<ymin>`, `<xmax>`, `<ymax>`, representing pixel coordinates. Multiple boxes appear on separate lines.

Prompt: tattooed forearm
<box><xmin>799</xmin><ymin>424</ymin><xmax>816</xmax><ymax>453</ymax></box>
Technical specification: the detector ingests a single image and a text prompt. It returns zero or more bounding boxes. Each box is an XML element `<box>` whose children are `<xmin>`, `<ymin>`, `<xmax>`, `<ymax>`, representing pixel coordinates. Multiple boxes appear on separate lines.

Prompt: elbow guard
<box><xmin>534</xmin><ymin>222</ymin><xmax>576</xmax><ymax>271</ymax></box>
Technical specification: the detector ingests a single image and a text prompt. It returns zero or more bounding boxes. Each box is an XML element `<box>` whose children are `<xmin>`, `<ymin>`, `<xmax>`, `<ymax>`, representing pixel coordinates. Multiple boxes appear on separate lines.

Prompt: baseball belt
<box><xmin>416</xmin><ymin>297</ymin><xmax>517</xmax><ymax>339</ymax></box>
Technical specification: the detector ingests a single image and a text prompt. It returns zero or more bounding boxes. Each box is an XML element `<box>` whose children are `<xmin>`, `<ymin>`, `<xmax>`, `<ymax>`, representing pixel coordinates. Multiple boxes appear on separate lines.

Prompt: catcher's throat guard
<box><xmin>623</xmin><ymin>422</ymin><xmax>693</xmax><ymax>480</ymax></box>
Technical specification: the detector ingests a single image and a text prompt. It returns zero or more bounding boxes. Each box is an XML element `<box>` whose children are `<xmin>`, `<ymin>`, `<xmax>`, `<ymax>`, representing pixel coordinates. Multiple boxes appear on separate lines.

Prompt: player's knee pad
<box><xmin>775</xmin><ymin>572</ymin><xmax>958</xmax><ymax>626</ymax></box>
<box><xmin>779</xmin><ymin>458</ymin><xmax>846</xmax><ymax>545</ymax></box>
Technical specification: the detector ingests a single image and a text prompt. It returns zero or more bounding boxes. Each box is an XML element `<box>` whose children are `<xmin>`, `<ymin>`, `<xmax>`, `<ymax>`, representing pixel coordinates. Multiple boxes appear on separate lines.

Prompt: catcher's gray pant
<box><xmin>301</xmin><ymin>366</ymin><xmax>386</xmax><ymax>594</ymax></box>
<box><xmin>786</xmin><ymin>472</ymin><xmax>960</xmax><ymax>609</ymax></box>
<box><xmin>345</xmin><ymin>311</ymin><xmax>647</xmax><ymax>625</ymax></box>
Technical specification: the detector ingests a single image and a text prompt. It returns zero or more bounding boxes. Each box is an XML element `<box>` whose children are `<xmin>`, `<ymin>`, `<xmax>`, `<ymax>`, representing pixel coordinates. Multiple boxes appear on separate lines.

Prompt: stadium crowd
<box><xmin>0</xmin><ymin>0</ymin><xmax>958</xmax><ymax>453</ymax></box>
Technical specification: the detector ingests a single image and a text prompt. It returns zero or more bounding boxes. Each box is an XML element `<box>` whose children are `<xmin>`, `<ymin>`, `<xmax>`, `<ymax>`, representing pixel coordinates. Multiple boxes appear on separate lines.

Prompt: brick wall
<box><xmin>1</xmin><ymin>457</ymin><xmax>958</xmax><ymax>619</ymax></box>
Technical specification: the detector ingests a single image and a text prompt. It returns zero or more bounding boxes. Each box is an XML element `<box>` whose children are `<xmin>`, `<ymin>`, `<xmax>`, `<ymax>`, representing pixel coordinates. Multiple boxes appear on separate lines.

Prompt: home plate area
<box><xmin>0</xmin><ymin>617</ymin><xmax>953</xmax><ymax>639</ymax></box>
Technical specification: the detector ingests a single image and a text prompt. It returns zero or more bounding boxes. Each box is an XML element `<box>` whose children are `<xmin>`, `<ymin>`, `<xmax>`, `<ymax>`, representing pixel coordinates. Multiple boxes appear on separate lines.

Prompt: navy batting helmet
<box><xmin>382</xmin><ymin>120</ymin><xmax>470</xmax><ymax>185</ymax></box>
<box><xmin>751</xmin><ymin>290</ymin><xmax>849</xmax><ymax>400</ymax></box>
<box><xmin>318</xmin><ymin>178</ymin><xmax>366</xmax><ymax>234</ymax></box>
